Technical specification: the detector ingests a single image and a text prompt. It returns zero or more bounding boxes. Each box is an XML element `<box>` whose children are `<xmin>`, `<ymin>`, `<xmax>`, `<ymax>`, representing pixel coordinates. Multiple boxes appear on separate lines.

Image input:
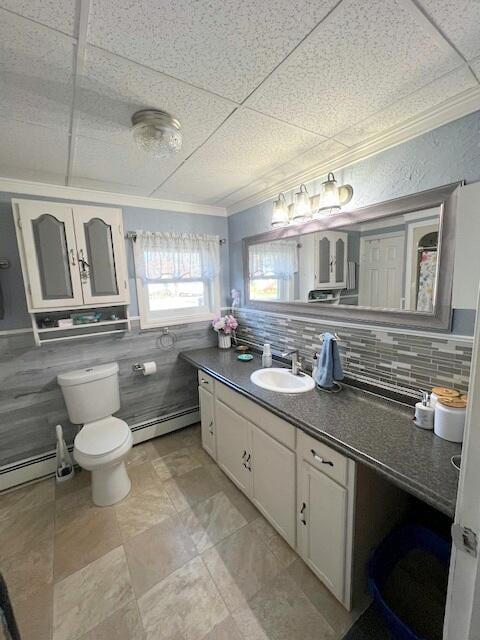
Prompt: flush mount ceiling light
<box><xmin>271</xmin><ymin>172</ymin><xmax>354</xmax><ymax>227</ymax></box>
<box><xmin>131</xmin><ymin>109</ymin><xmax>182</xmax><ymax>158</ymax></box>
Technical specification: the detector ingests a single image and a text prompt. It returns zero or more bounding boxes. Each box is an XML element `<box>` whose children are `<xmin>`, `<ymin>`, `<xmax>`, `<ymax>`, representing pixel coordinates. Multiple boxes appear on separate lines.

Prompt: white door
<box><xmin>444</xmin><ymin>289</ymin><xmax>480</xmax><ymax>640</ymax></box>
<box><xmin>14</xmin><ymin>200</ymin><xmax>84</xmax><ymax>310</ymax></box>
<box><xmin>298</xmin><ymin>461</ymin><xmax>347</xmax><ymax>602</ymax></box>
<box><xmin>215</xmin><ymin>400</ymin><xmax>252</xmax><ymax>495</ymax></box>
<box><xmin>359</xmin><ymin>233</ymin><xmax>405</xmax><ymax>308</ymax></box>
<box><xmin>73</xmin><ymin>206</ymin><xmax>128</xmax><ymax>305</ymax></box>
<box><xmin>250</xmin><ymin>423</ymin><xmax>296</xmax><ymax>546</ymax></box>
<box><xmin>199</xmin><ymin>386</ymin><xmax>216</xmax><ymax>461</ymax></box>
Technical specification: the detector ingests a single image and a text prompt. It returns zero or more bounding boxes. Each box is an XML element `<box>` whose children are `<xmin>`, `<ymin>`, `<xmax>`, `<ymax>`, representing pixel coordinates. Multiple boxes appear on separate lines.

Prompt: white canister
<box><xmin>430</xmin><ymin>386</ymin><xmax>459</xmax><ymax>408</ymax></box>
<box><xmin>434</xmin><ymin>397</ymin><xmax>467</xmax><ymax>443</ymax></box>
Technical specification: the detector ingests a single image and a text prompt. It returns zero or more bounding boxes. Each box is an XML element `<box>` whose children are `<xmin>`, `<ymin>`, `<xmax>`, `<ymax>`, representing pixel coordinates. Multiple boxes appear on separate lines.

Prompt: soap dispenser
<box><xmin>414</xmin><ymin>391</ymin><xmax>434</xmax><ymax>430</ymax></box>
<box><xmin>262</xmin><ymin>343</ymin><xmax>272</xmax><ymax>368</ymax></box>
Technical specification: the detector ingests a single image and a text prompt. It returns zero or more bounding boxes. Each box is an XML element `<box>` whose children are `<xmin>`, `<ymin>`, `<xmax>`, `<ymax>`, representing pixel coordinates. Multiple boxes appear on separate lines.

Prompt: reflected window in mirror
<box><xmin>249</xmin><ymin>239</ymin><xmax>299</xmax><ymax>302</ymax></box>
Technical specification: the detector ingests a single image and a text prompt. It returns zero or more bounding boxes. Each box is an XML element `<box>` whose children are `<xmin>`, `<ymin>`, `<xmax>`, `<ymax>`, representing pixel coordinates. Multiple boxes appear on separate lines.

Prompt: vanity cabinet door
<box><xmin>73</xmin><ymin>206</ymin><xmax>129</xmax><ymax>305</ymax></box>
<box><xmin>250</xmin><ymin>423</ymin><xmax>296</xmax><ymax>547</ymax></box>
<box><xmin>199</xmin><ymin>386</ymin><xmax>216</xmax><ymax>460</ymax></box>
<box><xmin>14</xmin><ymin>200</ymin><xmax>84</xmax><ymax>310</ymax></box>
<box><xmin>298</xmin><ymin>461</ymin><xmax>347</xmax><ymax>602</ymax></box>
<box><xmin>215</xmin><ymin>400</ymin><xmax>252</xmax><ymax>495</ymax></box>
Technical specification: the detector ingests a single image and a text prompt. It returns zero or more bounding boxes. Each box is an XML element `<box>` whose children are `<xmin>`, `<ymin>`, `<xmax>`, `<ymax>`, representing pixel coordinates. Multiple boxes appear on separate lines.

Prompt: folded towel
<box><xmin>314</xmin><ymin>332</ymin><xmax>344</xmax><ymax>389</ymax></box>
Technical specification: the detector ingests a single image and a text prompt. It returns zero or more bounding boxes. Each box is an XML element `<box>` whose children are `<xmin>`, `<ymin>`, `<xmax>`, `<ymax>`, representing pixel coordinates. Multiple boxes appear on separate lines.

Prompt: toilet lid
<box><xmin>75</xmin><ymin>417</ymin><xmax>130</xmax><ymax>457</ymax></box>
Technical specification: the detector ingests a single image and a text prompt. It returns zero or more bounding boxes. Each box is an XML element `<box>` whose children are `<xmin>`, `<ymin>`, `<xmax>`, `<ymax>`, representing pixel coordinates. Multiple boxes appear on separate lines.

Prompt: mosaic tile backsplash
<box><xmin>234</xmin><ymin>309</ymin><xmax>472</xmax><ymax>396</ymax></box>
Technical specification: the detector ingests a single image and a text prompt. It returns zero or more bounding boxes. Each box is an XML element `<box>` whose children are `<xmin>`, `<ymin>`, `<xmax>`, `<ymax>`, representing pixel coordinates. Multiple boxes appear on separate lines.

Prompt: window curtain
<box><xmin>133</xmin><ymin>231</ymin><xmax>220</xmax><ymax>282</ymax></box>
<box><xmin>416</xmin><ymin>250</ymin><xmax>437</xmax><ymax>312</ymax></box>
<box><xmin>249</xmin><ymin>240</ymin><xmax>298</xmax><ymax>278</ymax></box>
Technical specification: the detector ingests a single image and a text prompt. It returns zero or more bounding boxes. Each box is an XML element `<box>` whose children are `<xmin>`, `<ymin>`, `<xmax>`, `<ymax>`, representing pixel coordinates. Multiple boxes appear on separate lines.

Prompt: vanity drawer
<box><xmin>198</xmin><ymin>370</ymin><xmax>215</xmax><ymax>393</ymax></box>
<box><xmin>300</xmin><ymin>432</ymin><xmax>348</xmax><ymax>487</ymax></box>
<box><xmin>216</xmin><ymin>382</ymin><xmax>296</xmax><ymax>450</ymax></box>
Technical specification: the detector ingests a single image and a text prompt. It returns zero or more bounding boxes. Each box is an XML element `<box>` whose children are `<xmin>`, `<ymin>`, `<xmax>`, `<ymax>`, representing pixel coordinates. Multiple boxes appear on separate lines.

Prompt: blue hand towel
<box><xmin>314</xmin><ymin>332</ymin><xmax>344</xmax><ymax>389</ymax></box>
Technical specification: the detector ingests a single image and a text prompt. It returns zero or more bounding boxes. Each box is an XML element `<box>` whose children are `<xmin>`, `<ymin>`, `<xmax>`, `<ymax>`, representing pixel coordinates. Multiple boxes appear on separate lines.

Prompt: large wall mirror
<box><xmin>243</xmin><ymin>183</ymin><xmax>461</xmax><ymax>331</ymax></box>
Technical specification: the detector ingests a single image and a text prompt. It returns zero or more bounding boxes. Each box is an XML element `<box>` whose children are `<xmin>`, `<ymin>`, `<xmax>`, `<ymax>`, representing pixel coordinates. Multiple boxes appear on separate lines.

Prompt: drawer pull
<box><xmin>300</xmin><ymin>502</ymin><xmax>307</xmax><ymax>525</ymax></box>
<box><xmin>208</xmin><ymin>420</ymin><xmax>214</xmax><ymax>435</ymax></box>
<box><xmin>243</xmin><ymin>453</ymin><xmax>252</xmax><ymax>471</ymax></box>
<box><xmin>310</xmin><ymin>449</ymin><xmax>334</xmax><ymax>467</ymax></box>
<box><xmin>200</xmin><ymin>377</ymin><xmax>209</xmax><ymax>385</ymax></box>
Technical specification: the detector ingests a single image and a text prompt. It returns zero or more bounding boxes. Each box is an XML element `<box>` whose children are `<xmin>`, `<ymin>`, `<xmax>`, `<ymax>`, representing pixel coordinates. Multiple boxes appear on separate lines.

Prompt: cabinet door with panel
<box><xmin>199</xmin><ymin>386</ymin><xmax>216</xmax><ymax>460</ymax></box>
<box><xmin>215</xmin><ymin>400</ymin><xmax>252</xmax><ymax>495</ymax></box>
<box><xmin>14</xmin><ymin>200</ymin><xmax>84</xmax><ymax>310</ymax></box>
<box><xmin>73</xmin><ymin>206</ymin><xmax>128</xmax><ymax>305</ymax></box>
<box><xmin>250</xmin><ymin>423</ymin><xmax>296</xmax><ymax>547</ymax></box>
<box><xmin>298</xmin><ymin>461</ymin><xmax>348</xmax><ymax>602</ymax></box>
<box><xmin>314</xmin><ymin>231</ymin><xmax>348</xmax><ymax>290</ymax></box>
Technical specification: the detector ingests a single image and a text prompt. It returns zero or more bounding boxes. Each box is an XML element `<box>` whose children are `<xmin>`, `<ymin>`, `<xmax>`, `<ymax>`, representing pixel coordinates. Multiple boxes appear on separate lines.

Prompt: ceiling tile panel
<box><xmin>471</xmin><ymin>57</ymin><xmax>480</xmax><ymax>82</ymax></box>
<box><xmin>0</xmin><ymin>118</ymin><xmax>68</xmax><ymax>184</ymax></box>
<box><xmin>246</xmin><ymin>0</ymin><xmax>463</xmax><ymax>137</ymax></box>
<box><xmin>154</xmin><ymin>108</ymin><xmax>322</xmax><ymax>203</ymax></box>
<box><xmin>0</xmin><ymin>10</ymin><xmax>75</xmax><ymax>132</ymax></box>
<box><xmin>335</xmin><ymin>66</ymin><xmax>477</xmax><ymax>146</ymax></box>
<box><xmin>0</xmin><ymin>0</ymin><xmax>77</xmax><ymax>36</ymax></box>
<box><xmin>87</xmin><ymin>0</ymin><xmax>339</xmax><ymax>102</ymax></box>
<box><xmin>418</xmin><ymin>0</ymin><xmax>480</xmax><ymax>61</ymax></box>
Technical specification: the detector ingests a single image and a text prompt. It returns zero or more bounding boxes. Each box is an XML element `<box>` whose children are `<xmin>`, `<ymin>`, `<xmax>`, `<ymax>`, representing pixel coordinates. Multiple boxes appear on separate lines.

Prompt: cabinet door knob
<box><xmin>310</xmin><ymin>449</ymin><xmax>333</xmax><ymax>467</ymax></box>
<box><xmin>300</xmin><ymin>502</ymin><xmax>307</xmax><ymax>525</ymax></box>
<box><xmin>208</xmin><ymin>420</ymin><xmax>214</xmax><ymax>435</ymax></box>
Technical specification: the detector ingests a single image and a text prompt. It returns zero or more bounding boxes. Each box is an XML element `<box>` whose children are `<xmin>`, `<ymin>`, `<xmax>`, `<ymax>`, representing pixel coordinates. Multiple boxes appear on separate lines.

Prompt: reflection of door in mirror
<box><xmin>359</xmin><ymin>233</ymin><xmax>405</xmax><ymax>308</ymax></box>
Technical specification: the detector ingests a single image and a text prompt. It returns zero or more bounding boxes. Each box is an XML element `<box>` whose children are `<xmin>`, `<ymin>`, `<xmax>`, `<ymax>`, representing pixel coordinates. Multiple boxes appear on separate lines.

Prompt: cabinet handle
<box><xmin>208</xmin><ymin>420</ymin><xmax>214</xmax><ymax>435</ymax></box>
<box><xmin>200</xmin><ymin>377</ymin><xmax>209</xmax><ymax>385</ymax></box>
<box><xmin>70</xmin><ymin>249</ymin><xmax>76</xmax><ymax>266</ymax></box>
<box><xmin>310</xmin><ymin>449</ymin><xmax>334</xmax><ymax>467</ymax></box>
<box><xmin>243</xmin><ymin>452</ymin><xmax>251</xmax><ymax>471</ymax></box>
<box><xmin>300</xmin><ymin>502</ymin><xmax>307</xmax><ymax>525</ymax></box>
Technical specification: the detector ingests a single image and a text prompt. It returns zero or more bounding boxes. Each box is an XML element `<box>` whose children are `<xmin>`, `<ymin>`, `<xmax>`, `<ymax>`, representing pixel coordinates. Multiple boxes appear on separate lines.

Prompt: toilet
<box><xmin>57</xmin><ymin>362</ymin><xmax>133</xmax><ymax>506</ymax></box>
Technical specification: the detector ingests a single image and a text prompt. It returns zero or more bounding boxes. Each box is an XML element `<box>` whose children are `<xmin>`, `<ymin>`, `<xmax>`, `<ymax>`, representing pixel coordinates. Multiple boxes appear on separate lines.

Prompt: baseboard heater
<box><xmin>0</xmin><ymin>406</ymin><xmax>200</xmax><ymax>492</ymax></box>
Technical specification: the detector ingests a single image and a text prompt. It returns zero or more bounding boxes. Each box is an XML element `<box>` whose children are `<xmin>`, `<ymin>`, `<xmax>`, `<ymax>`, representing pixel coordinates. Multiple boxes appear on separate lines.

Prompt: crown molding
<box><xmin>0</xmin><ymin>177</ymin><xmax>227</xmax><ymax>216</ymax></box>
<box><xmin>226</xmin><ymin>86</ymin><xmax>480</xmax><ymax>215</ymax></box>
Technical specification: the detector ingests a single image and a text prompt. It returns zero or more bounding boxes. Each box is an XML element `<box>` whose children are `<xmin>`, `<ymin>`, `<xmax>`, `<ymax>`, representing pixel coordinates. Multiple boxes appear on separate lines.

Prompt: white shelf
<box><xmin>38</xmin><ymin>329</ymin><xmax>127</xmax><ymax>344</ymax></box>
<box><xmin>37</xmin><ymin>319</ymin><xmax>129</xmax><ymax>333</ymax></box>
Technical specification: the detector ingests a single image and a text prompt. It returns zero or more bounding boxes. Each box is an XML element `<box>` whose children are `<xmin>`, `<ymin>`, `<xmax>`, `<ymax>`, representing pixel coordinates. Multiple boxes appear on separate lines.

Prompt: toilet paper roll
<box><xmin>142</xmin><ymin>361</ymin><xmax>157</xmax><ymax>376</ymax></box>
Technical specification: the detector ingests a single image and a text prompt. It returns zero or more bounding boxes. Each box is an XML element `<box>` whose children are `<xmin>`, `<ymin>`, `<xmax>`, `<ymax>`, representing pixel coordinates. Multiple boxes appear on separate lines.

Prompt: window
<box><xmin>249</xmin><ymin>240</ymin><xmax>298</xmax><ymax>302</ymax></box>
<box><xmin>133</xmin><ymin>231</ymin><xmax>220</xmax><ymax>328</ymax></box>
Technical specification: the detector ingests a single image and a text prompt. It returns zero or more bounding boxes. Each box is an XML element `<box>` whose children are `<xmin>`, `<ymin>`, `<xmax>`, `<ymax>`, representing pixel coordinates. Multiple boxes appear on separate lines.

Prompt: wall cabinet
<box><xmin>13</xmin><ymin>199</ymin><xmax>129</xmax><ymax>312</ymax></box>
<box><xmin>314</xmin><ymin>231</ymin><xmax>348</xmax><ymax>289</ymax></box>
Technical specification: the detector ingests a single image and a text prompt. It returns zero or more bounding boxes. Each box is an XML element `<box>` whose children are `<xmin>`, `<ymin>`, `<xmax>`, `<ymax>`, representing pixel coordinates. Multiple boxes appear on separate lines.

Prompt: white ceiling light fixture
<box><xmin>314</xmin><ymin>171</ymin><xmax>353</xmax><ymax>216</ymax></box>
<box><xmin>131</xmin><ymin>109</ymin><xmax>182</xmax><ymax>158</ymax></box>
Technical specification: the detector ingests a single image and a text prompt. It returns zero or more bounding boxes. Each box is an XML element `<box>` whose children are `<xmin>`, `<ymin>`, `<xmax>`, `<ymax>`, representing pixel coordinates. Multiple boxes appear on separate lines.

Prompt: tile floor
<box><xmin>0</xmin><ymin>424</ymin><xmax>360</xmax><ymax>640</ymax></box>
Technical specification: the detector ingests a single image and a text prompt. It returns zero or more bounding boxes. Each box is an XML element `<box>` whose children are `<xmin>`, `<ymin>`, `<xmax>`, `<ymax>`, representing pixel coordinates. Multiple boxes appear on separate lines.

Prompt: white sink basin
<box><xmin>250</xmin><ymin>368</ymin><xmax>315</xmax><ymax>394</ymax></box>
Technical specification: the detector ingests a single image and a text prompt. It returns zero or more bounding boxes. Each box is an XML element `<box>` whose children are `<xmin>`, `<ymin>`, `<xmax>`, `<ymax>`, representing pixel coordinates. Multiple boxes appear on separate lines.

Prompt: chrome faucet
<box><xmin>282</xmin><ymin>349</ymin><xmax>303</xmax><ymax>376</ymax></box>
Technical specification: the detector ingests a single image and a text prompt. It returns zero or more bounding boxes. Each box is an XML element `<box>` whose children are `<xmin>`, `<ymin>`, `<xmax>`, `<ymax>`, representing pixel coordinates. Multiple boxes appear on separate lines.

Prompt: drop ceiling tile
<box><xmin>246</xmin><ymin>0</ymin><xmax>462</xmax><ymax>137</ymax></box>
<box><xmin>0</xmin><ymin>0</ymin><xmax>77</xmax><ymax>36</ymax></box>
<box><xmin>0</xmin><ymin>10</ymin><xmax>75</xmax><ymax>131</ymax></box>
<box><xmin>75</xmin><ymin>46</ymin><xmax>236</xmax><ymax>157</ymax></box>
<box><xmin>218</xmin><ymin>138</ymin><xmax>348</xmax><ymax>207</ymax></box>
<box><xmin>153</xmin><ymin>108</ymin><xmax>322</xmax><ymax>203</ymax></box>
<box><xmin>419</xmin><ymin>0</ymin><xmax>480</xmax><ymax>61</ymax></box>
<box><xmin>470</xmin><ymin>57</ymin><xmax>480</xmax><ymax>82</ymax></box>
<box><xmin>0</xmin><ymin>118</ymin><xmax>68</xmax><ymax>184</ymax></box>
<box><xmin>335</xmin><ymin>66</ymin><xmax>477</xmax><ymax>146</ymax></box>
<box><xmin>87</xmin><ymin>0</ymin><xmax>339</xmax><ymax>102</ymax></box>
<box><xmin>70</xmin><ymin>135</ymin><xmax>179</xmax><ymax>196</ymax></box>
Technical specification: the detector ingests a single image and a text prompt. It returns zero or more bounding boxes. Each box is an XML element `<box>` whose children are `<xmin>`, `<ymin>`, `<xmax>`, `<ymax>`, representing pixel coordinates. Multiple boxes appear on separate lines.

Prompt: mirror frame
<box><xmin>242</xmin><ymin>182</ymin><xmax>462</xmax><ymax>331</ymax></box>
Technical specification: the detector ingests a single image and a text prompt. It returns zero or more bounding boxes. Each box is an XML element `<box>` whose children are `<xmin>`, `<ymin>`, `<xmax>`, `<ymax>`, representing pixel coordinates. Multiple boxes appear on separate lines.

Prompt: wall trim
<box><xmin>234</xmin><ymin>306</ymin><xmax>474</xmax><ymax>343</ymax></box>
<box><xmin>226</xmin><ymin>86</ymin><xmax>480</xmax><ymax>215</ymax></box>
<box><xmin>0</xmin><ymin>407</ymin><xmax>199</xmax><ymax>492</ymax></box>
<box><xmin>0</xmin><ymin>177</ymin><xmax>227</xmax><ymax>217</ymax></box>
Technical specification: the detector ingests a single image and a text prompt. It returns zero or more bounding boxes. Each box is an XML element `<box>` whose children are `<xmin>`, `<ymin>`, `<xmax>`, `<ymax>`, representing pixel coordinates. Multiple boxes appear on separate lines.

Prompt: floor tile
<box><xmin>78</xmin><ymin>600</ymin><xmax>145</xmax><ymax>640</ymax></box>
<box><xmin>251</xmin><ymin>516</ymin><xmax>297</xmax><ymax>568</ymax></box>
<box><xmin>115</xmin><ymin>484</ymin><xmax>177</xmax><ymax>540</ymax></box>
<box><xmin>127</xmin><ymin>441</ymin><xmax>157</xmax><ymax>468</ymax></box>
<box><xmin>12</xmin><ymin>581</ymin><xmax>53</xmax><ymax>640</ymax></box>
<box><xmin>202</xmin><ymin>615</ymin><xmax>244</xmax><ymax>640</ymax></box>
<box><xmin>0</xmin><ymin>478</ymin><xmax>54</xmax><ymax>523</ymax></box>
<box><xmin>124</xmin><ymin>514</ymin><xmax>197</xmax><ymax>598</ymax></box>
<box><xmin>54</xmin><ymin>505</ymin><xmax>121</xmax><ymax>580</ymax></box>
<box><xmin>152</xmin><ymin>446</ymin><xmax>202</xmax><ymax>482</ymax></box>
<box><xmin>128</xmin><ymin>462</ymin><xmax>165</xmax><ymax>496</ymax></box>
<box><xmin>0</xmin><ymin>501</ymin><xmax>54</xmax><ymax>559</ymax></box>
<box><xmin>180</xmin><ymin>491</ymin><xmax>247</xmax><ymax>553</ymax></box>
<box><xmin>204</xmin><ymin>464</ymin><xmax>260</xmax><ymax>522</ymax></box>
<box><xmin>232</xmin><ymin>572</ymin><xmax>336</xmax><ymax>640</ymax></box>
<box><xmin>55</xmin><ymin>469</ymin><xmax>91</xmax><ymax>499</ymax></box>
<box><xmin>55</xmin><ymin>485</ymin><xmax>99</xmax><ymax>532</ymax></box>
<box><xmin>53</xmin><ymin>546</ymin><xmax>134</xmax><ymax>640</ymax></box>
<box><xmin>138</xmin><ymin>556</ymin><xmax>228</xmax><ymax>640</ymax></box>
<box><xmin>0</xmin><ymin>536</ymin><xmax>53</xmax><ymax>601</ymax></box>
<box><xmin>202</xmin><ymin>522</ymin><xmax>284</xmax><ymax>612</ymax></box>
<box><xmin>287</xmin><ymin>558</ymin><xmax>358</xmax><ymax>635</ymax></box>
<box><xmin>165</xmin><ymin>465</ymin><xmax>222</xmax><ymax>512</ymax></box>
<box><xmin>152</xmin><ymin>424</ymin><xmax>201</xmax><ymax>457</ymax></box>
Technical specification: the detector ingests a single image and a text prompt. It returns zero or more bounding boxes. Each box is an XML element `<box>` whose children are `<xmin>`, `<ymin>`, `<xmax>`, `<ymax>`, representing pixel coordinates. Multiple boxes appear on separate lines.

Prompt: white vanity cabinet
<box><xmin>314</xmin><ymin>230</ymin><xmax>348</xmax><ymax>289</ymax></box>
<box><xmin>13</xmin><ymin>199</ymin><xmax>129</xmax><ymax>311</ymax></box>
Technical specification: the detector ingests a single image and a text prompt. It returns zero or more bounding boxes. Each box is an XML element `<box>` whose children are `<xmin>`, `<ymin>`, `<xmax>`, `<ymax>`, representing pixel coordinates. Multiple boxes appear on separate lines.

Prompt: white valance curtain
<box><xmin>249</xmin><ymin>240</ymin><xmax>298</xmax><ymax>278</ymax></box>
<box><xmin>133</xmin><ymin>231</ymin><xmax>220</xmax><ymax>282</ymax></box>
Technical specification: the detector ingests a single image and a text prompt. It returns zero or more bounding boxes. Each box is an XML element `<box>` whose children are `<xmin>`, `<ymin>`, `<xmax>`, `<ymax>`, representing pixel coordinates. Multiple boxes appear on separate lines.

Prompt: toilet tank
<box><xmin>57</xmin><ymin>362</ymin><xmax>120</xmax><ymax>424</ymax></box>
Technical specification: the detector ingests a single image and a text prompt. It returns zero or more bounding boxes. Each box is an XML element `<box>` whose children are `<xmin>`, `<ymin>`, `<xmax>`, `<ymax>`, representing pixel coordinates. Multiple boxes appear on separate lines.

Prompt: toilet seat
<box><xmin>75</xmin><ymin>416</ymin><xmax>130</xmax><ymax>457</ymax></box>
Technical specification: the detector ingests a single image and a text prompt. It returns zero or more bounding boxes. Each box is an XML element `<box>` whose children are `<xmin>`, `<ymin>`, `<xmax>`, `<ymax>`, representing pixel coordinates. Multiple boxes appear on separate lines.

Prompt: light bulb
<box><xmin>318</xmin><ymin>172</ymin><xmax>341</xmax><ymax>213</ymax></box>
<box><xmin>292</xmin><ymin>184</ymin><xmax>311</xmax><ymax>222</ymax></box>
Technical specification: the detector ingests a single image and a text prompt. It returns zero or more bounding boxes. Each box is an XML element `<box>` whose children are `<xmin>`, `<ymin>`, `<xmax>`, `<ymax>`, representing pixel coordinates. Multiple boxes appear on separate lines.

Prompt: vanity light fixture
<box><xmin>271</xmin><ymin>192</ymin><xmax>289</xmax><ymax>227</ymax></box>
<box><xmin>292</xmin><ymin>184</ymin><xmax>311</xmax><ymax>222</ymax></box>
<box><xmin>315</xmin><ymin>172</ymin><xmax>354</xmax><ymax>216</ymax></box>
<box><xmin>131</xmin><ymin>109</ymin><xmax>182</xmax><ymax>158</ymax></box>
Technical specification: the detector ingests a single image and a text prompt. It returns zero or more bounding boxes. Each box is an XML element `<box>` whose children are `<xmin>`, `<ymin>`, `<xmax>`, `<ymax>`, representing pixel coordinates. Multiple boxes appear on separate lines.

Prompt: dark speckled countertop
<box><xmin>181</xmin><ymin>347</ymin><xmax>461</xmax><ymax>517</ymax></box>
